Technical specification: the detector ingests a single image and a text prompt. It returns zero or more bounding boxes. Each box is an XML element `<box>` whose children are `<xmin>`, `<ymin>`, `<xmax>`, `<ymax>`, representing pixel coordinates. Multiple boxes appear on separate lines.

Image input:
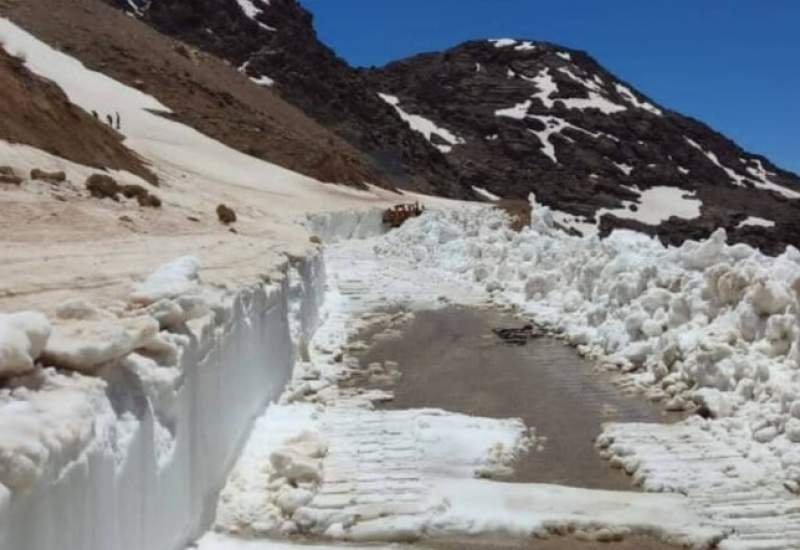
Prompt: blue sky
<box><xmin>301</xmin><ymin>0</ymin><xmax>800</xmax><ymax>175</ymax></box>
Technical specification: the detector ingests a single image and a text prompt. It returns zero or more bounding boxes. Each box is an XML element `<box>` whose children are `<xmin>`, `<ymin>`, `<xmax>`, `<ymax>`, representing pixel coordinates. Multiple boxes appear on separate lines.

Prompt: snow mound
<box><xmin>42</xmin><ymin>315</ymin><xmax>159</xmax><ymax>373</ymax></box>
<box><xmin>373</xmin><ymin>206</ymin><xmax>800</xmax><ymax>465</ymax></box>
<box><xmin>0</xmin><ymin>312</ymin><xmax>51</xmax><ymax>378</ymax></box>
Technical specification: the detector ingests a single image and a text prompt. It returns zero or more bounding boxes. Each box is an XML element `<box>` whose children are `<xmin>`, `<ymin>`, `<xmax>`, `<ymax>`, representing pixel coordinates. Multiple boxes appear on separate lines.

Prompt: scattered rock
<box><xmin>309</xmin><ymin>235</ymin><xmax>322</xmax><ymax>244</ymax></box>
<box><xmin>173</xmin><ymin>43</ymin><xmax>192</xmax><ymax>60</ymax></box>
<box><xmin>0</xmin><ymin>166</ymin><xmax>22</xmax><ymax>185</ymax></box>
<box><xmin>120</xmin><ymin>184</ymin><xmax>162</xmax><ymax>207</ymax></box>
<box><xmin>217</xmin><ymin>203</ymin><xmax>237</xmax><ymax>224</ymax></box>
<box><xmin>492</xmin><ymin>323</ymin><xmax>543</xmax><ymax>345</ymax></box>
<box><xmin>30</xmin><ymin>168</ymin><xmax>67</xmax><ymax>184</ymax></box>
<box><xmin>86</xmin><ymin>173</ymin><xmax>120</xmax><ymax>200</ymax></box>
<box><xmin>187</xmin><ymin>215</ymin><xmax>200</xmax><ymax>222</ymax></box>
<box><xmin>120</xmin><ymin>183</ymin><xmax>149</xmax><ymax>200</ymax></box>
<box><xmin>85</xmin><ymin>175</ymin><xmax>161</xmax><ymax>207</ymax></box>
<box><xmin>137</xmin><ymin>193</ymin><xmax>162</xmax><ymax>208</ymax></box>
<box><xmin>119</xmin><ymin>215</ymin><xmax>134</xmax><ymax>223</ymax></box>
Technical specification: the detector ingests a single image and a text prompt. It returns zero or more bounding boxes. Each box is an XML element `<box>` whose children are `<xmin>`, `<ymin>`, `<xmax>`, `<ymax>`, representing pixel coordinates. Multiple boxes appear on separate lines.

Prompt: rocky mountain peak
<box><xmin>365</xmin><ymin>37</ymin><xmax>800</xmax><ymax>253</ymax></box>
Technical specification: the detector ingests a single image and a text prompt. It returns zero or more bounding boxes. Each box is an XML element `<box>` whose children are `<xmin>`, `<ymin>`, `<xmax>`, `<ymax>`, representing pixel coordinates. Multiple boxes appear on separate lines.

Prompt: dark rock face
<box><xmin>365</xmin><ymin>39</ymin><xmax>800</xmax><ymax>254</ymax></box>
<box><xmin>105</xmin><ymin>1</ymin><xmax>800</xmax><ymax>253</ymax></box>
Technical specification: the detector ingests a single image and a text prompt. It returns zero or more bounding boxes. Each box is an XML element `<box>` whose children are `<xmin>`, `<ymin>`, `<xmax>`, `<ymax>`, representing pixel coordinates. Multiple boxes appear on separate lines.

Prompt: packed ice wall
<box><xmin>0</xmin><ymin>251</ymin><xmax>325</xmax><ymax>550</ymax></box>
<box><xmin>375</xmin><ymin>201</ymin><xmax>800</xmax><ymax>483</ymax></box>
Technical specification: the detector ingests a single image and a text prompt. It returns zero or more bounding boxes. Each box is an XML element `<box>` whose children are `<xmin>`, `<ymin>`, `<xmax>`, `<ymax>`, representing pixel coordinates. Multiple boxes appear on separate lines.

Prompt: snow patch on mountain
<box><xmin>615</xmin><ymin>162</ymin><xmax>634</xmax><ymax>176</ymax></box>
<box><xmin>521</xmin><ymin>68</ymin><xmax>627</xmax><ymax>115</ymax></box>
<box><xmin>684</xmin><ymin>138</ymin><xmax>799</xmax><ymax>199</ymax></box>
<box><xmin>251</xmin><ymin>74</ymin><xmax>275</xmax><ymax>86</ymax></box>
<box><xmin>489</xmin><ymin>38</ymin><xmax>517</xmax><ymax>48</ymax></box>
<box><xmin>552</xmin><ymin>186</ymin><xmax>702</xmax><ymax>235</ymax></box>
<box><xmin>738</xmin><ymin>216</ymin><xmax>776</xmax><ymax>229</ymax></box>
<box><xmin>558</xmin><ymin>66</ymin><xmax>603</xmax><ymax>93</ymax></box>
<box><xmin>472</xmin><ymin>186</ymin><xmax>500</xmax><ymax>201</ymax></box>
<box><xmin>378</xmin><ymin>93</ymin><xmax>465</xmax><ymax>153</ymax></box>
<box><xmin>235</xmin><ymin>0</ymin><xmax>276</xmax><ymax>31</ymax></box>
<box><xmin>514</xmin><ymin>41</ymin><xmax>537</xmax><ymax>51</ymax></box>
<box><xmin>614</xmin><ymin>83</ymin><xmax>663</xmax><ymax>116</ymax></box>
<box><xmin>600</xmin><ymin>186</ymin><xmax>702</xmax><ymax>226</ymax></box>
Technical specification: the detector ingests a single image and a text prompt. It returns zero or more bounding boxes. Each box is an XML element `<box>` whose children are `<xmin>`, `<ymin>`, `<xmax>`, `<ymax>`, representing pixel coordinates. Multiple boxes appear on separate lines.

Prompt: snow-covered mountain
<box><xmin>108</xmin><ymin>0</ymin><xmax>800</xmax><ymax>253</ymax></box>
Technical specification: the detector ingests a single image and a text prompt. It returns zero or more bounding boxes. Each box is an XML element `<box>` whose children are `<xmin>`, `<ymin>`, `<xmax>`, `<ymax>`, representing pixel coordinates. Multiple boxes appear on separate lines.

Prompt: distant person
<box><xmin>115</xmin><ymin>112</ymin><xmax>121</xmax><ymax>131</ymax></box>
<box><xmin>92</xmin><ymin>110</ymin><xmax>99</xmax><ymax>119</ymax></box>
<box><xmin>106</xmin><ymin>114</ymin><xmax>113</xmax><ymax>127</ymax></box>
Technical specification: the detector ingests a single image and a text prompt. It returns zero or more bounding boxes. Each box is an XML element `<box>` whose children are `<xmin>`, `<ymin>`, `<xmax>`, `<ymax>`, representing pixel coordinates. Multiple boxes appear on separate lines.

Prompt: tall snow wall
<box><xmin>0</xmin><ymin>251</ymin><xmax>325</xmax><ymax>550</ymax></box>
<box><xmin>305</xmin><ymin>208</ymin><xmax>386</xmax><ymax>243</ymax></box>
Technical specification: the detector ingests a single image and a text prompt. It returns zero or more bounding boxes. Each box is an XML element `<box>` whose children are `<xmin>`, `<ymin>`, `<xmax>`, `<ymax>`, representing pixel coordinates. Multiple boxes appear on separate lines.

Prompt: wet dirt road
<box><xmin>352</xmin><ymin>306</ymin><xmax>684</xmax><ymax>550</ymax></box>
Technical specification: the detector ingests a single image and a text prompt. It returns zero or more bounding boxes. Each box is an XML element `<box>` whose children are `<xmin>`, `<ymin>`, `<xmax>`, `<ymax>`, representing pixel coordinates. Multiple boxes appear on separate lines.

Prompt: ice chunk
<box><xmin>130</xmin><ymin>256</ymin><xmax>201</xmax><ymax>305</ymax></box>
<box><xmin>0</xmin><ymin>312</ymin><xmax>51</xmax><ymax>378</ymax></box>
<box><xmin>42</xmin><ymin>316</ymin><xmax>159</xmax><ymax>372</ymax></box>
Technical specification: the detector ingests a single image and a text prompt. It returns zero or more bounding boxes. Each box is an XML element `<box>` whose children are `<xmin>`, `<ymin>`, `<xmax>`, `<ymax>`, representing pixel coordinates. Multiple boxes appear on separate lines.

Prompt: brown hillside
<box><xmin>0</xmin><ymin>0</ymin><xmax>390</xmax><ymax>190</ymax></box>
<box><xmin>0</xmin><ymin>48</ymin><xmax>157</xmax><ymax>183</ymax></box>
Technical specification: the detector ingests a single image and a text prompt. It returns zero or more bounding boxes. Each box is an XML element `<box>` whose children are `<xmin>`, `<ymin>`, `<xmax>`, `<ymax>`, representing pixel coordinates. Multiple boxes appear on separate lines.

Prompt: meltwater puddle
<box><xmin>351</xmin><ymin>306</ymin><xmax>684</xmax><ymax>491</ymax></box>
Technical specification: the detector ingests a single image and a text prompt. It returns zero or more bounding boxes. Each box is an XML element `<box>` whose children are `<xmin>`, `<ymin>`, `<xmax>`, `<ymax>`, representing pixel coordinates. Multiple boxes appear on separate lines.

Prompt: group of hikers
<box><xmin>92</xmin><ymin>110</ymin><xmax>122</xmax><ymax>131</ymax></box>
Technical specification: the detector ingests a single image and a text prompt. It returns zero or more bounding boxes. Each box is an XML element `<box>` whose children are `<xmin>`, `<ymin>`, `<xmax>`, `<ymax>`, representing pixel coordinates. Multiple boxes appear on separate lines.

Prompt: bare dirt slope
<box><xmin>0</xmin><ymin>48</ymin><xmax>156</xmax><ymax>183</ymax></box>
<box><xmin>0</xmin><ymin>0</ymin><xmax>389</xmax><ymax>189</ymax></box>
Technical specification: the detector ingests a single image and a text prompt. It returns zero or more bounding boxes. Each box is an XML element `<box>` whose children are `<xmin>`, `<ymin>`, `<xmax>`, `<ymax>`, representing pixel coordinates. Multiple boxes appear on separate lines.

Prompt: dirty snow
<box><xmin>378</xmin><ymin>93</ymin><xmax>465</xmax><ymax>153</ymax></box>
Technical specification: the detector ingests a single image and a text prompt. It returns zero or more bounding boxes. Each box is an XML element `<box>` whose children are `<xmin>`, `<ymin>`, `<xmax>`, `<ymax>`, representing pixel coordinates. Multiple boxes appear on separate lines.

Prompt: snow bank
<box><xmin>373</xmin><ymin>205</ymin><xmax>800</xmax><ymax>486</ymax></box>
<box><xmin>305</xmin><ymin>208</ymin><xmax>386</xmax><ymax>243</ymax></box>
<box><xmin>0</xmin><ymin>312</ymin><xmax>50</xmax><ymax>378</ymax></box>
<box><xmin>0</xmin><ymin>252</ymin><xmax>326</xmax><ymax>550</ymax></box>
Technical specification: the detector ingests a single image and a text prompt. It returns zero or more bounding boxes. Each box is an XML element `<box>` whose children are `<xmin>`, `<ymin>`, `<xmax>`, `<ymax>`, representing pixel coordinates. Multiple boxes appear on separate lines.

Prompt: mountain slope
<box><xmin>0</xmin><ymin>47</ymin><xmax>155</xmax><ymax>183</ymax></box>
<box><xmin>365</xmin><ymin>39</ymin><xmax>800</xmax><ymax>253</ymax></box>
<box><xmin>1</xmin><ymin>0</ymin><xmax>390</xmax><ymax>190</ymax></box>
<box><xmin>99</xmin><ymin>1</ymin><xmax>800</xmax><ymax>253</ymax></box>
<box><xmin>104</xmin><ymin>0</ymin><xmax>468</xmax><ymax>198</ymax></box>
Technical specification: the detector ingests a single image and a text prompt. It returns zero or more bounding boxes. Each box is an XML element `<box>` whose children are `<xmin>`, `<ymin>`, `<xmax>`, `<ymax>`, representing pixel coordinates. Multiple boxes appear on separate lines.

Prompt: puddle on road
<box><xmin>349</xmin><ymin>306</ymin><xmax>684</xmax><ymax>550</ymax></box>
